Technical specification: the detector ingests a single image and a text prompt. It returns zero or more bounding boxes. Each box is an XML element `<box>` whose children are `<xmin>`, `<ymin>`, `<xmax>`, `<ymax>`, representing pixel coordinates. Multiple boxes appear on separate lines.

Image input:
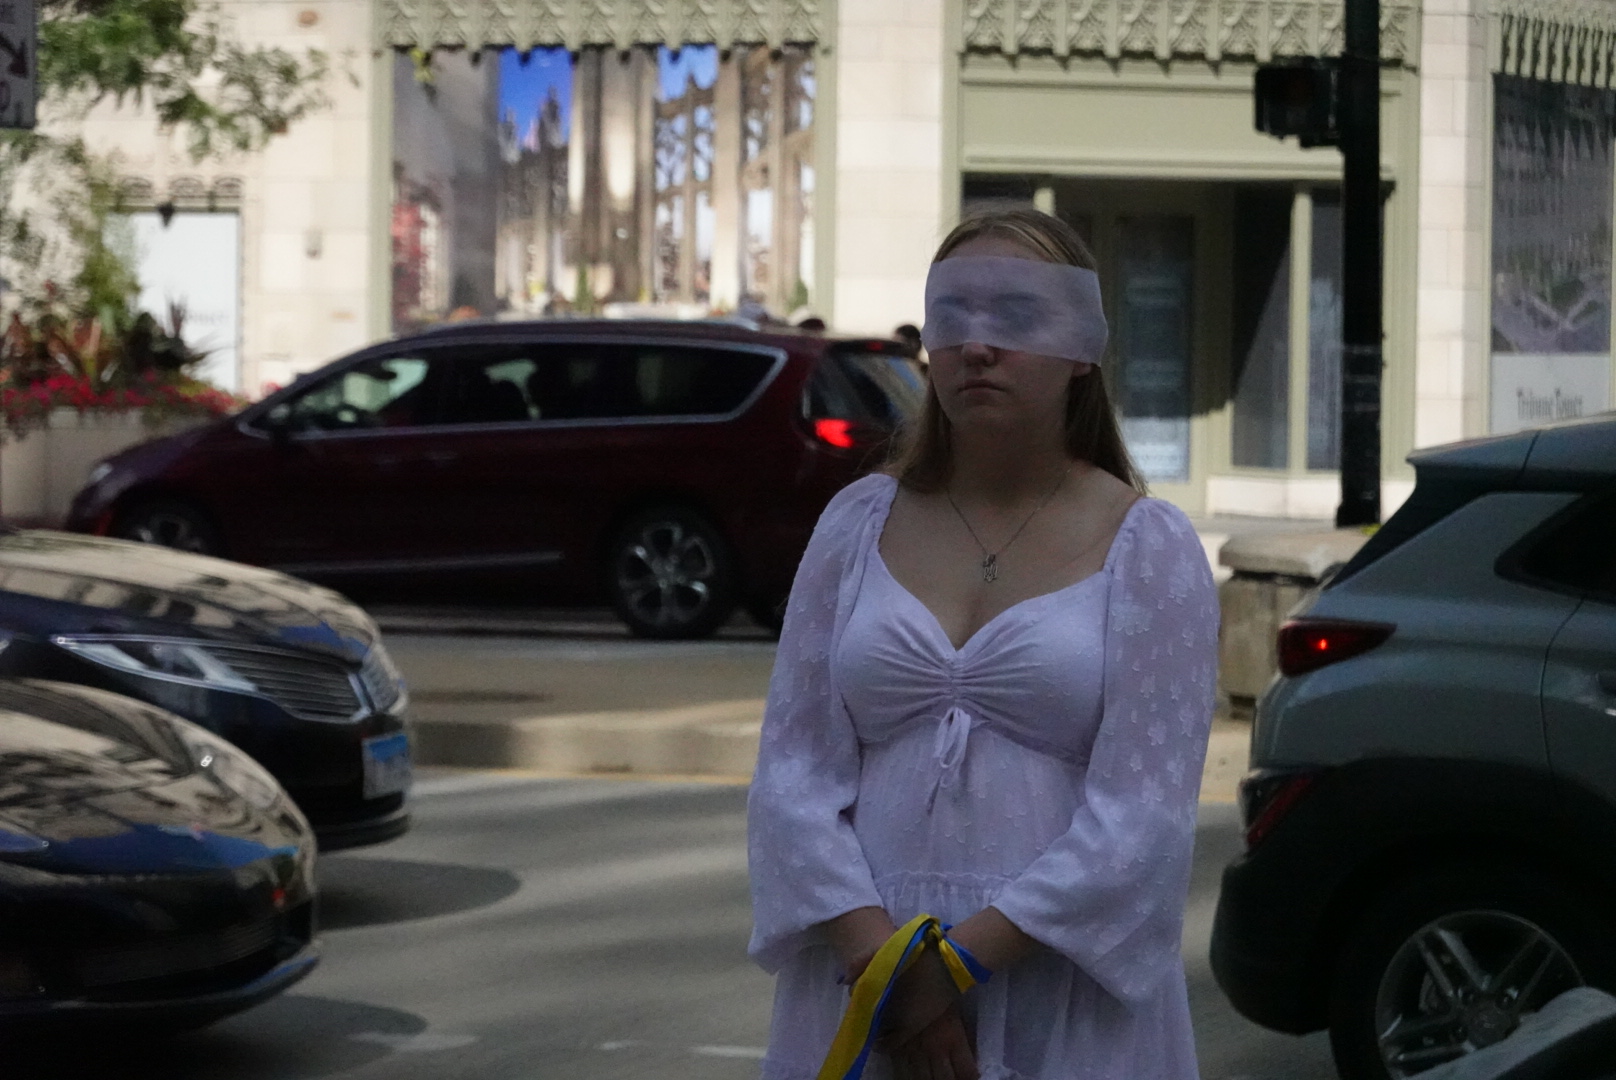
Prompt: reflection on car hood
<box><xmin>0</xmin><ymin>530</ymin><xmax>377</xmax><ymax>663</ymax></box>
<box><xmin>0</xmin><ymin>684</ymin><xmax>307</xmax><ymax>877</ymax></box>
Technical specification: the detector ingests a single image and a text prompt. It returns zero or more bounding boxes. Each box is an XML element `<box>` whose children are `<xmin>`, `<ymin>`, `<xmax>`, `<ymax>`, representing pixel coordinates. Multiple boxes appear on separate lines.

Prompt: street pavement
<box><xmin>12</xmin><ymin>780</ymin><xmax>1335</xmax><ymax>1080</ymax></box>
<box><xmin>8</xmin><ymin>629</ymin><xmax>1335</xmax><ymax>1079</ymax></box>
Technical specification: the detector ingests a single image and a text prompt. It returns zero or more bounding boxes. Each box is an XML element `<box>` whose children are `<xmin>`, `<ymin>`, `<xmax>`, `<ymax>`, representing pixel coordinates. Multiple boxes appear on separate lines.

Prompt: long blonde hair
<box><xmin>889</xmin><ymin>207</ymin><xmax>1145</xmax><ymax>494</ymax></box>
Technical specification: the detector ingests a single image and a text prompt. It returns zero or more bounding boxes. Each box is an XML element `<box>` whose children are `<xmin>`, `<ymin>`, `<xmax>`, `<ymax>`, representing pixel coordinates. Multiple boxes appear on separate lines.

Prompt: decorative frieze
<box><xmin>961</xmin><ymin>0</ymin><xmax>1418</xmax><ymax>64</ymax></box>
<box><xmin>378</xmin><ymin>0</ymin><xmax>822</xmax><ymax>52</ymax></box>
<box><xmin>1495</xmin><ymin>0</ymin><xmax>1616</xmax><ymax>89</ymax></box>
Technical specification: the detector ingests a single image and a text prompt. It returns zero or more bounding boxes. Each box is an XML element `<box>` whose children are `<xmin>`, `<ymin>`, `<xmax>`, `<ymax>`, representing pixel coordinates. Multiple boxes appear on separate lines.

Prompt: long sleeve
<box><xmin>746</xmin><ymin>476</ymin><xmax>891</xmax><ymax>973</ymax></box>
<box><xmin>990</xmin><ymin>499</ymin><xmax>1219</xmax><ymax>1005</ymax></box>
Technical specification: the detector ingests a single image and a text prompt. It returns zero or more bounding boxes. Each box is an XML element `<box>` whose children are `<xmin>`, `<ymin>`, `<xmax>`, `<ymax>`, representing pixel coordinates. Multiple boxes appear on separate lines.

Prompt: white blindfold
<box><xmin>921</xmin><ymin>256</ymin><xmax>1109</xmax><ymax>364</ymax></box>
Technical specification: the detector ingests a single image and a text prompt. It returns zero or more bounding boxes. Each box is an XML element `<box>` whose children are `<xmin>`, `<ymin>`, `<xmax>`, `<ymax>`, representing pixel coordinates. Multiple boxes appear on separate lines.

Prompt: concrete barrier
<box><xmin>1217</xmin><ymin>529</ymin><xmax>1369</xmax><ymax>716</ymax></box>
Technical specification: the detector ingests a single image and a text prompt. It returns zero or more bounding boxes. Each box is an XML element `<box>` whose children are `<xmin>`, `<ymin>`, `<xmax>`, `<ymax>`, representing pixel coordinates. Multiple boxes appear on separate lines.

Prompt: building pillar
<box><xmin>830</xmin><ymin>0</ymin><xmax>946</xmax><ymax>334</ymax></box>
<box><xmin>710</xmin><ymin>54</ymin><xmax>743</xmax><ymax>310</ymax></box>
<box><xmin>1414</xmin><ymin>0</ymin><xmax>1492</xmax><ymax>448</ymax></box>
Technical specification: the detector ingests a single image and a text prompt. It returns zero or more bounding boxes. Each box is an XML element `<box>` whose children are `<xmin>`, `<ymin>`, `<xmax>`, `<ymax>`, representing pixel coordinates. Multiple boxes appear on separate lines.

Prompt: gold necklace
<box><xmin>945</xmin><ymin>466</ymin><xmax>1071</xmax><ymax>583</ymax></box>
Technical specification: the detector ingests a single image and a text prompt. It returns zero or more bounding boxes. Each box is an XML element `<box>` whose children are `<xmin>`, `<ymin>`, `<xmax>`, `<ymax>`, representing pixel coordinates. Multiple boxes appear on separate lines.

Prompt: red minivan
<box><xmin>65</xmin><ymin>319</ymin><xmax>923</xmax><ymax>638</ymax></box>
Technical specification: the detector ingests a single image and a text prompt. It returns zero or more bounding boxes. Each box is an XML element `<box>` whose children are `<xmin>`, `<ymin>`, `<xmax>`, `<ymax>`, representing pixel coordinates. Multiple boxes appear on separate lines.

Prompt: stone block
<box><xmin>1217</xmin><ymin>530</ymin><xmax>1370</xmax><ymax>706</ymax></box>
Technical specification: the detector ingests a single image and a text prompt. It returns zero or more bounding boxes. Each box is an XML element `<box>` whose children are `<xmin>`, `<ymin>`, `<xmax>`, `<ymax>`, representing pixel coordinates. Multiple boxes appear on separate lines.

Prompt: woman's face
<box><xmin>926</xmin><ymin>234</ymin><xmax>1094</xmax><ymax>440</ymax></box>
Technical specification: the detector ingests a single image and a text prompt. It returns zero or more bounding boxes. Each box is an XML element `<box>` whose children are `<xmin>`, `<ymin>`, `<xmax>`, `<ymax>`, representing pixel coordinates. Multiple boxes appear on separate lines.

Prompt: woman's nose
<box><xmin>960</xmin><ymin>340</ymin><xmax>996</xmax><ymax>365</ymax></box>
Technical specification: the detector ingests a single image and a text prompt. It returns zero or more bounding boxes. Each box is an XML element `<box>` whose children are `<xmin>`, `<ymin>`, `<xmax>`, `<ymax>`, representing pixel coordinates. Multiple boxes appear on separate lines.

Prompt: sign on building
<box><xmin>0</xmin><ymin>0</ymin><xmax>34</xmax><ymax>130</ymax></box>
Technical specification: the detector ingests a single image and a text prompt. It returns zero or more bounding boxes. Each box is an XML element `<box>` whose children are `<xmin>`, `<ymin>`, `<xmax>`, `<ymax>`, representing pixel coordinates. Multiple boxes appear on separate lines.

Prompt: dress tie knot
<box><xmin>927</xmin><ymin>705</ymin><xmax>974</xmax><ymax>812</ymax></box>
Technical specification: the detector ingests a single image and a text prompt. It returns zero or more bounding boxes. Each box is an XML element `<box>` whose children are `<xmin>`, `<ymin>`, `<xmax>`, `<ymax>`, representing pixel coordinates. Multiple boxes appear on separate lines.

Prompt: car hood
<box><xmin>0</xmin><ymin>530</ymin><xmax>378</xmax><ymax>663</ymax></box>
<box><xmin>0</xmin><ymin>706</ymin><xmax>304</xmax><ymax>876</ymax></box>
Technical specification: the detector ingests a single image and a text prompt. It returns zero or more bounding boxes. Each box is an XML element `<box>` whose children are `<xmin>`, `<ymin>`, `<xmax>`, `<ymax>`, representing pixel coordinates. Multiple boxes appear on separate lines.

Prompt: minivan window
<box><xmin>442</xmin><ymin>356</ymin><xmax>538</xmax><ymax>425</ymax></box>
<box><xmin>806</xmin><ymin>349</ymin><xmax>925</xmax><ymax>425</ymax></box>
<box><xmin>266</xmin><ymin>357</ymin><xmax>438</xmax><ymax>432</ymax></box>
<box><xmin>510</xmin><ymin>344</ymin><xmax>774</xmax><ymax>422</ymax></box>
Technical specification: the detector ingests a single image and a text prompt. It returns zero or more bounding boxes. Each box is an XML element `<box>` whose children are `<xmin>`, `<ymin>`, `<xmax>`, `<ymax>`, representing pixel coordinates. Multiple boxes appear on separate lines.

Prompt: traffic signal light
<box><xmin>1254</xmin><ymin>59</ymin><xmax>1340</xmax><ymax>148</ymax></box>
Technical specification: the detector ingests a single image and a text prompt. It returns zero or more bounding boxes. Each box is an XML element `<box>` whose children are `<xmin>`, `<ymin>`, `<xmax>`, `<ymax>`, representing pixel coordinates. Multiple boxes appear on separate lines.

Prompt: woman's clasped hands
<box><xmin>828</xmin><ymin>905</ymin><xmax>1038</xmax><ymax>1080</ymax></box>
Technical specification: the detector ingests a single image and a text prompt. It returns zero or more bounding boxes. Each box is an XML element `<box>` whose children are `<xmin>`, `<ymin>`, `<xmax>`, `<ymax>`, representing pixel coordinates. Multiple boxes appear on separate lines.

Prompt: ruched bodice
<box><xmin>746</xmin><ymin>475</ymin><xmax>1220</xmax><ymax>1080</ymax></box>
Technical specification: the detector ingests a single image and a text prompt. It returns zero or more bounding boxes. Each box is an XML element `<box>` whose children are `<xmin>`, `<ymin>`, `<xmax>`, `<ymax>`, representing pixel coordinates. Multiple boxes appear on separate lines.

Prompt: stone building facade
<box><xmin>64</xmin><ymin>0</ymin><xmax>1616</xmax><ymax>518</ymax></box>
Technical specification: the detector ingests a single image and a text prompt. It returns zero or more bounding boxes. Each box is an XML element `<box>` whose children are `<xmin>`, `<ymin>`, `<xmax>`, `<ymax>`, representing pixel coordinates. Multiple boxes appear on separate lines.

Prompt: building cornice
<box><xmin>378</xmin><ymin>0</ymin><xmax>823</xmax><ymax>52</ymax></box>
<box><xmin>1495</xmin><ymin>0</ymin><xmax>1616</xmax><ymax>88</ymax></box>
<box><xmin>961</xmin><ymin>0</ymin><xmax>1419</xmax><ymax>64</ymax></box>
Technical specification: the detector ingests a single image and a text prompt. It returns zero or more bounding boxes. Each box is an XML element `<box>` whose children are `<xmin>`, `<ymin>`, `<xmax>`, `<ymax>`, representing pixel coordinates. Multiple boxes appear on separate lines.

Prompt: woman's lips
<box><xmin>958</xmin><ymin>380</ymin><xmax>1005</xmax><ymax>392</ymax></box>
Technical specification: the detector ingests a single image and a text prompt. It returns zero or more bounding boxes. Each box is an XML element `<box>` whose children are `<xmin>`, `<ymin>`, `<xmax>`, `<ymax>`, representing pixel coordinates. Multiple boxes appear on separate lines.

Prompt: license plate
<box><xmin>362</xmin><ymin>732</ymin><xmax>412</xmax><ymax>799</ymax></box>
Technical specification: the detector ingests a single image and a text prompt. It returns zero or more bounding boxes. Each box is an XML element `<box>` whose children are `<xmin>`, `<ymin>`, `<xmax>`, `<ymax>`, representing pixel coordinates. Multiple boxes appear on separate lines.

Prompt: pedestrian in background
<box><xmin>747</xmin><ymin>208</ymin><xmax>1218</xmax><ymax>1079</ymax></box>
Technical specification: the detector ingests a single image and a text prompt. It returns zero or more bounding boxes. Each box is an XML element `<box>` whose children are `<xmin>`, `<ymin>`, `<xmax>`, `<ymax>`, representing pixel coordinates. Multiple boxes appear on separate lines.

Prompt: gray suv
<box><xmin>1211</xmin><ymin>413</ymin><xmax>1616</xmax><ymax>1080</ymax></box>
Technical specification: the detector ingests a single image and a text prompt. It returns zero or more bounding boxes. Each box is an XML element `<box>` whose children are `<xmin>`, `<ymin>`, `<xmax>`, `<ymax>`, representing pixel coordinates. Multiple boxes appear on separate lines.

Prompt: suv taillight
<box><xmin>1276</xmin><ymin>618</ymin><xmax>1395</xmax><ymax>677</ymax></box>
<box><xmin>1239</xmin><ymin>769</ymin><xmax>1321</xmax><ymax>849</ymax></box>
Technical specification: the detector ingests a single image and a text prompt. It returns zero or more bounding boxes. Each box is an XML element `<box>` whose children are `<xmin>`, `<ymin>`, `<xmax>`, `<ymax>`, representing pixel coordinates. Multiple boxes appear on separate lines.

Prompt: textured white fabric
<box><xmin>922</xmin><ymin>256</ymin><xmax>1110</xmax><ymax>363</ymax></box>
<box><xmin>746</xmin><ymin>473</ymin><xmax>1219</xmax><ymax>1080</ymax></box>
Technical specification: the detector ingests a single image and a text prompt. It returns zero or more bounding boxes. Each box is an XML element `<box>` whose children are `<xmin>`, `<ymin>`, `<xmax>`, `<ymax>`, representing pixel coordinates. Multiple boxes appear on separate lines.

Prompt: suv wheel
<box><xmin>1329</xmin><ymin>866</ymin><xmax>1612</xmax><ymax>1080</ymax></box>
<box><xmin>608</xmin><ymin>507</ymin><xmax>737</xmax><ymax>640</ymax></box>
<box><xmin>114</xmin><ymin>500</ymin><xmax>222</xmax><ymax>557</ymax></box>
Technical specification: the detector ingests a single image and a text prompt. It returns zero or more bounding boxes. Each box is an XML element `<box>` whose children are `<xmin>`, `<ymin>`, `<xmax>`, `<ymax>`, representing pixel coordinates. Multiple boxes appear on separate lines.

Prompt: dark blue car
<box><xmin>0</xmin><ymin>529</ymin><xmax>411</xmax><ymax>850</ymax></box>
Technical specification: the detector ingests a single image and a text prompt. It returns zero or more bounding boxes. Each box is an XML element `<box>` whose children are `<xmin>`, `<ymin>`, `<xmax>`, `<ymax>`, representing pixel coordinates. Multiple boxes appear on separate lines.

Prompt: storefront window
<box><xmin>391</xmin><ymin>43</ymin><xmax>816</xmax><ymax>333</ymax></box>
<box><xmin>1115</xmin><ymin>216</ymin><xmax>1194</xmax><ymax>483</ymax></box>
<box><xmin>1230</xmin><ymin>189</ymin><xmax>1292</xmax><ymax>470</ymax></box>
<box><xmin>1490</xmin><ymin>75</ymin><xmax>1616</xmax><ymax>433</ymax></box>
<box><xmin>1308</xmin><ymin>196</ymin><xmax>1344</xmax><ymax>470</ymax></box>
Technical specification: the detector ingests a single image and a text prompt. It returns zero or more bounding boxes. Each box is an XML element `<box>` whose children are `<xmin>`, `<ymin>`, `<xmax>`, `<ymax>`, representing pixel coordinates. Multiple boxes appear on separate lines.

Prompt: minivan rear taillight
<box><xmin>813</xmin><ymin>418</ymin><xmax>857</xmax><ymax>448</ymax></box>
<box><xmin>1276</xmin><ymin>618</ymin><xmax>1395</xmax><ymax>677</ymax></box>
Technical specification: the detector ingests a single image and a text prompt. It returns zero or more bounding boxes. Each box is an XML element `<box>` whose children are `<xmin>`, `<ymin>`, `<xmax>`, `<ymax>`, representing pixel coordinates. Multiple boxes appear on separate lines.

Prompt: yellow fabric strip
<box><xmin>815</xmin><ymin>914</ymin><xmax>987</xmax><ymax>1080</ymax></box>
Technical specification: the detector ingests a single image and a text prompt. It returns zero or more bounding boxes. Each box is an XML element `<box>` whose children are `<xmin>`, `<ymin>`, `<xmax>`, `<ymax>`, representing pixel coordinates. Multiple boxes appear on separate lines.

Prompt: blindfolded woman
<box><xmin>747</xmin><ymin>208</ymin><xmax>1219</xmax><ymax>1080</ymax></box>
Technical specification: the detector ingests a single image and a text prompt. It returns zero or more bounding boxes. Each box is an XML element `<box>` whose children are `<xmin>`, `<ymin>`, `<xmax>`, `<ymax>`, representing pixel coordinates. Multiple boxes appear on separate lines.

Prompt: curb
<box><xmin>412</xmin><ymin>699</ymin><xmax>767</xmax><ymax>777</ymax></box>
<box><xmin>410</xmin><ymin>702</ymin><xmax>1251</xmax><ymax>801</ymax></box>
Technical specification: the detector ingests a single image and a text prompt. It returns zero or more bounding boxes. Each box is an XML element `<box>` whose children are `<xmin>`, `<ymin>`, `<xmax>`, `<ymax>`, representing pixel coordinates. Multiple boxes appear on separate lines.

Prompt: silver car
<box><xmin>1210</xmin><ymin>413</ymin><xmax>1616</xmax><ymax>1080</ymax></box>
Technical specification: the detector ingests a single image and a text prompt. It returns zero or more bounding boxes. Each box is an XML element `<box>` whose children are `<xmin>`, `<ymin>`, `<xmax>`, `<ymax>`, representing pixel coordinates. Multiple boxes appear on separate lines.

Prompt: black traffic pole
<box><xmin>1336</xmin><ymin>0</ymin><xmax>1383</xmax><ymax>527</ymax></box>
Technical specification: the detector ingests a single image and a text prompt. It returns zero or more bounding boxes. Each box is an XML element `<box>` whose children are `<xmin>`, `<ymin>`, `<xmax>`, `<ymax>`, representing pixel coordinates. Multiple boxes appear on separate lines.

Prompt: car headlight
<box><xmin>178</xmin><ymin>729</ymin><xmax>284</xmax><ymax>812</ymax></box>
<box><xmin>53</xmin><ymin>636</ymin><xmax>257</xmax><ymax>693</ymax></box>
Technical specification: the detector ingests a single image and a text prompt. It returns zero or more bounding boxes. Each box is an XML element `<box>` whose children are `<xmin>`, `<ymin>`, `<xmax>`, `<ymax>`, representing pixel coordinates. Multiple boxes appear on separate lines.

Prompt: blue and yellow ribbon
<box><xmin>816</xmin><ymin>914</ymin><xmax>994</xmax><ymax>1080</ymax></box>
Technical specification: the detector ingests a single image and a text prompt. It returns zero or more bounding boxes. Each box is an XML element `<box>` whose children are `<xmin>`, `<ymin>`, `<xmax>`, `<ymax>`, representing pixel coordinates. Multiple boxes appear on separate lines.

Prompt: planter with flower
<box><xmin>0</xmin><ymin>299</ymin><xmax>245</xmax><ymax>527</ymax></box>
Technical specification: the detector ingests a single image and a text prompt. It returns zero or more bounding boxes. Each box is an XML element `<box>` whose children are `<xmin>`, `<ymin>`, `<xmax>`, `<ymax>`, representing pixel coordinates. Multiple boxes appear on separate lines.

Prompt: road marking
<box><xmin>596</xmin><ymin>1041</ymin><xmax>767</xmax><ymax>1060</ymax></box>
<box><xmin>692</xmin><ymin>1045</ymin><xmax>768</xmax><ymax>1059</ymax></box>
<box><xmin>349</xmin><ymin>1031</ymin><xmax>478</xmax><ymax>1052</ymax></box>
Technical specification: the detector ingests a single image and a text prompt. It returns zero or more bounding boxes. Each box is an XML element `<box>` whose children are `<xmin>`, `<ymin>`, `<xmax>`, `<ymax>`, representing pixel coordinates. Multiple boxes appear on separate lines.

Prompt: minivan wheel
<box><xmin>113</xmin><ymin>500</ymin><xmax>222</xmax><ymax>557</ymax></box>
<box><xmin>1329</xmin><ymin>866</ymin><xmax>1612</xmax><ymax>1080</ymax></box>
<box><xmin>608</xmin><ymin>507</ymin><xmax>737</xmax><ymax>639</ymax></box>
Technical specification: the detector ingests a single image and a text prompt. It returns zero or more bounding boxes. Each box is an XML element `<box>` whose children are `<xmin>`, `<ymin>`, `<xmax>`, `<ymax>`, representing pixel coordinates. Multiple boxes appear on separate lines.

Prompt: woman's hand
<box><xmin>878</xmin><ymin>948</ymin><xmax>963</xmax><ymax>1047</ymax></box>
<box><xmin>822</xmin><ymin>906</ymin><xmax>897</xmax><ymax>985</ymax></box>
<box><xmin>946</xmin><ymin>906</ymin><xmax>1039</xmax><ymax>975</ymax></box>
<box><xmin>889</xmin><ymin>1002</ymin><xmax>978</xmax><ymax>1080</ymax></box>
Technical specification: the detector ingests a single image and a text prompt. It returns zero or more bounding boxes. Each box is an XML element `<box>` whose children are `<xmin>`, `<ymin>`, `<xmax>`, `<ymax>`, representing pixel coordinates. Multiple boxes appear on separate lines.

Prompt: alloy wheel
<box><xmin>613</xmin><ymin>519</ymin><xmax>721</xmax><ymax>632</ymax></box>
<box><xmin>1374</xmin><ymin>909</ymin><xmax>1583</xmax><ymax>1077</ymax></box>
<box><xmin>127</xmin><ymin>511</ymin><xmax>212</xmax><ymax>554</ymax></box>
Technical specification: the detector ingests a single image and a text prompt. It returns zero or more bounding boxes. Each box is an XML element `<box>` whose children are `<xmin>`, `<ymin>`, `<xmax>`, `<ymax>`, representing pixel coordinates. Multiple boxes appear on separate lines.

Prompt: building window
<box><xmin>1230</xmin><ymin>188</ymin><xmax>1292</xmax><ymax>470</ymax></box>
<box><xmin>391</xmin><ymin>43</ymin><xmax>816</xmax><ymax>333</ymax></box>
<box><xmin>1490</xmin><ymin>74</ymin><xmax>1616</xmax><ymax>433</ymax></box>
<box><xmin>1115</xmin><ymin>216</ymin><xmax>1195</xmax><ymax>484</ymax></box>
<box><xmin>1308</xmin><ymin>194</ymin><xmax>1344</xmax><ymax>470</ymax></box>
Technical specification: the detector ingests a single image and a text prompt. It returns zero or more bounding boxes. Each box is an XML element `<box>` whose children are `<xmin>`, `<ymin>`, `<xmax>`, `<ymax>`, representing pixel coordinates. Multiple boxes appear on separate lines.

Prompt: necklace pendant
<box><xmin>982</xmin><ymin>554</ymin><xmax>998</xmax><ymax>583</ymax></box>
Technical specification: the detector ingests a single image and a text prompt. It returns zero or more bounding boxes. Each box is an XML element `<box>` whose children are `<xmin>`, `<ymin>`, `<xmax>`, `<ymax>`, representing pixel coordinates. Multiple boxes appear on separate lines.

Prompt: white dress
<box><xmin>746</xmin><ymin>473</ymin><xmax>1219</xmax><ymax>1080</ymax></box>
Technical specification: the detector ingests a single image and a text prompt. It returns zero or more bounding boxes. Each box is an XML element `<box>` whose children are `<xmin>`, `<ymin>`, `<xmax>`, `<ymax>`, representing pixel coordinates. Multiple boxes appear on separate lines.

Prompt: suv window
<box><xmin>479</xmin><ymin>344</ymin><xmax>774</xmax><ymax>422</ymax></box>
<box><xmin>265</xmin><ymin>356</ymin><xmax>441</xmax><ymax>433</ymax></box>
<box><xmin>1508</xmin><ymin>489</ymin><xmax>1616</xmax><ymax>601</ymax></box>
<box><xmin>806</xmin><ymin>349</ymin><xmax>925</xmax><ymax>425</ymax></box>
